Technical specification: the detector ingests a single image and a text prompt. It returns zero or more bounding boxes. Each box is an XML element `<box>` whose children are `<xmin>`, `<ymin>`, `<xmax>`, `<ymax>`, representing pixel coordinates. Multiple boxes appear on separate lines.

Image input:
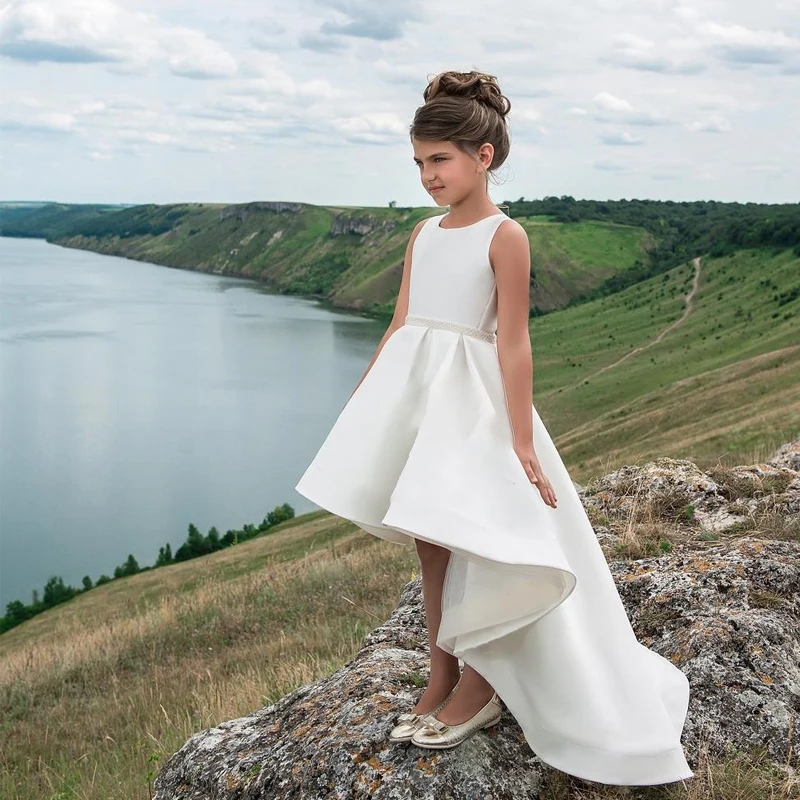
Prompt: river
<box><xmin>0</xmin><ymin>237</ymin><xmax>386</xmax><ymax>610</ymax></box>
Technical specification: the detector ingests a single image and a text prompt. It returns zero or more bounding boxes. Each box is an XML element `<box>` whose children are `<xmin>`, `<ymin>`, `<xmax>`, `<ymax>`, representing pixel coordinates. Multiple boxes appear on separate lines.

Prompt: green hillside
<box><xmin>0</xmin><ymin>201</ymin><xmax>653</xmax><ymax>318</ymax></box>
<box><xmin>520</xmin><ymin>217</ymin><xmax>655</xmax><ymax>310</ymax></box>
<box><xmin>530</xmin><ymin>247</ymin><xmax>799</xmax><ymax>477</ymax></box>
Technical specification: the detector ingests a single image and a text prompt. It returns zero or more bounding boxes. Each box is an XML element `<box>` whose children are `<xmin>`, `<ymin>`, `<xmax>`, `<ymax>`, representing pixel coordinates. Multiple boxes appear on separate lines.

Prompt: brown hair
<box><xmin>409</xmin><ymin>70</ymin><xmax>511</xmax><ymax>180</ymax></box>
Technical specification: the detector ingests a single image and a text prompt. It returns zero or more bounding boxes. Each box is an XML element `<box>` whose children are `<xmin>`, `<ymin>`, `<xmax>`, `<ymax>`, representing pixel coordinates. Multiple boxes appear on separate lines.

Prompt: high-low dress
<box><xmin>294</xmin><ymin>210</ymin><xmax>694</xmax><ymax>786</ymax></box>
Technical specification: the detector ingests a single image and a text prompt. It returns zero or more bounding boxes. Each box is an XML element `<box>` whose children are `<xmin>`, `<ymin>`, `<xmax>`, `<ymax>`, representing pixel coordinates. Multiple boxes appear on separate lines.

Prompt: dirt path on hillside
<box><xmin>561</xmin><ymin>256</ymin><xmax>702</xmax><ymax>391</ymax></box>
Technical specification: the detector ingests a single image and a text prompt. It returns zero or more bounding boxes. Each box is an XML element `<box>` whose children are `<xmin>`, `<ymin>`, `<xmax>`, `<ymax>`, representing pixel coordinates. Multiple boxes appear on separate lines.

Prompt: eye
<box><xmin>434</xmin><ymin>157</ymin><xmax>446</xmax><ymax>162</ymax></box>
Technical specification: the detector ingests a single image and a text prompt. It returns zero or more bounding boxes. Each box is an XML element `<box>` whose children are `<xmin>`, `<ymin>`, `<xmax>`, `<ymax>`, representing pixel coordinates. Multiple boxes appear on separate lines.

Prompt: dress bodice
<box><xmin>406</xmin><ymin>212</ymin><xmax>511</xmax><ymax>334</ymax></box>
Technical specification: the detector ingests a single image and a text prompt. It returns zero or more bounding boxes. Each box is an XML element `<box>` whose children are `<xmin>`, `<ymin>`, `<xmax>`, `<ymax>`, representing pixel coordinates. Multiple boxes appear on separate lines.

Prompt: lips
<box><xmin>429</xmin><ymin>186</ymin><xmax>444</xmax><ymax>192</ymax></box>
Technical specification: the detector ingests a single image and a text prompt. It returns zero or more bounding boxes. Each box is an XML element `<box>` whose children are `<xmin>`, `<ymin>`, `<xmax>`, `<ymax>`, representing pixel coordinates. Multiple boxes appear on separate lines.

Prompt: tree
<box><xmin>43</xmin><ymin>575</ymin><xmax>74</xmax><ymax>606</ymax></box>
<box><xmin>4</xmin><ymin>600</ymin><xmax>28</xmax><ymax>626</ymax></box>
<box><xmin>206</xmin><ymin>526</ymin><xmax>221</xmax><ymax>550</ymax></box>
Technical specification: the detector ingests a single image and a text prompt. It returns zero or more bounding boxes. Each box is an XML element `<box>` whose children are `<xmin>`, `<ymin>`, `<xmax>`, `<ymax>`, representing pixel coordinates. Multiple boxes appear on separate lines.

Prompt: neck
<box><xmin>445</xmin><ymin>195</ymin><xmax>499</xmax><ymax>225</ymax></box>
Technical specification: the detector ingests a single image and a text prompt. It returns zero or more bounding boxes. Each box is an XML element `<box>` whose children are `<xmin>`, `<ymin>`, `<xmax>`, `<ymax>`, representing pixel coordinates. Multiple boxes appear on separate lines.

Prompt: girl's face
<box><xmin>412</xmin><ymin>138</ymin><xmax>493</xmax><ymax>207</ymax></box>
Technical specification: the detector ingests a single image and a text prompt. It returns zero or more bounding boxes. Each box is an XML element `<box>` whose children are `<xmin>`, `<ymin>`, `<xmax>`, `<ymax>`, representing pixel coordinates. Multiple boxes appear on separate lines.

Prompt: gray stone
<box><xmin>219</xmin><ymin>202</ymin><xmax>303</xmax><ymax>222</ymax></box>
<box><xmin>153</xmin><ymin>442</ymin><xmax>800</xmax><ymax>798</ymax></box>
<box><xmin>329</xmin><ymin>214</ymin><xmax>398</xmax><ymax>237</ymax></box>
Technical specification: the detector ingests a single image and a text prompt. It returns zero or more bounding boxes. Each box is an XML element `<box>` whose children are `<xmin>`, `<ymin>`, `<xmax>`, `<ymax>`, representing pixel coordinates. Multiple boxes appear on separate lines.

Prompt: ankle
<box><xmin>427</xmin><ymin>670</ymin><xmax>460</xmax><ymax>692</ymax></box>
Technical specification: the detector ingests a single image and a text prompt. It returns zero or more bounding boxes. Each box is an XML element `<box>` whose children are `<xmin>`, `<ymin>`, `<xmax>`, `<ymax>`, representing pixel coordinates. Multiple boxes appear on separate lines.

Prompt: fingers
<box><xmin>520</xmin><ymin>457</ymin><xmax>558</xmax><ymax>508</ymax></box>
<box><xmin>528</xmin><ymin>463</ymin><xmax>558</xmax><ymax>508</ymax></box>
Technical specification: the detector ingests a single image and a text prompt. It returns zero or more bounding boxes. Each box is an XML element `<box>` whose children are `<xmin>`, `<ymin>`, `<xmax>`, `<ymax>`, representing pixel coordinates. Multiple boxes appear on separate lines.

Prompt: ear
<box><xmin>478</xmin><ymin>142</ymin><xmax>494</xmax><ymax>171</ymax></box>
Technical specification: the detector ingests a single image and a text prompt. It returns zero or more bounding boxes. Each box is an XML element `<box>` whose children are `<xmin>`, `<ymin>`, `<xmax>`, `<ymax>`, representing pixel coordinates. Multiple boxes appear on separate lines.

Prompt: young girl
<box><xmin>295</xmin><ymin>70</ymin><xmax>694</xmax><ymax>787</ymax></box>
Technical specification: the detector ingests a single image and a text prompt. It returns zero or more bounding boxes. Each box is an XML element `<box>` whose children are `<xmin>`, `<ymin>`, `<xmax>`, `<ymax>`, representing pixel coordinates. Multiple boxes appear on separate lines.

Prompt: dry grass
<box><xmin>587</xmin><ymin>463</ymin><xmax>798</xmax><ymax>563</ymax></box>
<box><xmin>592</xmin><ymin>474</ymin><xmax>692</xmax><ymax>560</ymax></box>
<box><xmin>706</xmin><ymin>465</ymin><xmax>796</xmax><ymax>501</ymax></box>
<box><xmin>0</xmin><ymin>515</ymin><xmax>418</xmax><ymax>800</ymax></box>
<box><xmin>541</xmin><ymin>733</ymin><xmax>799</xmax><ymax>799</ymax></box>
<box><xmin>721</xmin><ymin>509</ymin><xmax>799</xmax><ymax>543</ymax></box>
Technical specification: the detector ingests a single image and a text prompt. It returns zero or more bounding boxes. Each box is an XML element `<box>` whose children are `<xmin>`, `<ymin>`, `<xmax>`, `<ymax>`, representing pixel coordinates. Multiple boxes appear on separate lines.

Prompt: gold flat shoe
<box><xmin>388</xmin><ymin>677</ymin><xmax>462</xmax><ymax>743</ymax></box>
<box><xmin>410</xmin><ymin>691</ymin><xmax>502</xmax><ymax>749</ymax></box>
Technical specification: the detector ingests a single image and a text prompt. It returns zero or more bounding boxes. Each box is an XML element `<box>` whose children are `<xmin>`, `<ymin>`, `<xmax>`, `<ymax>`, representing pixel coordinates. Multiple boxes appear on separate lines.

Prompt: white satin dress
<box><xmin>294</xmin><ymin>211</ymin><xmax>694</xmax><ymax>786</ymax></box>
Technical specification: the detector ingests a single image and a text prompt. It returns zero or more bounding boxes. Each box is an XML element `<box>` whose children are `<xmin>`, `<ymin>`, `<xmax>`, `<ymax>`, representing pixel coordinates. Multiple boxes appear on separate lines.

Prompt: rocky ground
<box><xmin>154</xmin><ymin>439</ymin><xmax>800</xmax><ymax>799</ymax></box>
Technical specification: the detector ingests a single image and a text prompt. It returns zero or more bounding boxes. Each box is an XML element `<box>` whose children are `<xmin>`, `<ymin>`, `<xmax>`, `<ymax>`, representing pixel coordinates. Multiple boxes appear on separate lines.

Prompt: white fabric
<box><xmin>295</xmin><ymin>212</ymin><xmax>694</xmax><ymax>786</ymax></box>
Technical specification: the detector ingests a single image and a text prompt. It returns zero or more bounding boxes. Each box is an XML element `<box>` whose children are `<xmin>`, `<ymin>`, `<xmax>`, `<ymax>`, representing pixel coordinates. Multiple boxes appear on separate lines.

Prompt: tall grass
<box><xmin>0</xmin><ymin>521</ymin><xmax>418</xmax><ymax>799</ymax></box>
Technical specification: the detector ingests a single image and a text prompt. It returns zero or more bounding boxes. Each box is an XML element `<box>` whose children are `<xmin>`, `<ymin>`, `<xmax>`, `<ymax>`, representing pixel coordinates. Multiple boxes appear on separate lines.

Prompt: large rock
<box><xmin>219</xmin><ymin>201</ymin><xmax>303</xmax><ymax>222</ymax></box>
<box><xmin>581</xmin><ymin>455</ymin><xmax>800</xmax><ymax>534</ymax></box>
<box><xmin>329</xmin><ymin>213</ymin><xmax>398</xmax><ymax>237</ymax></box>
<box><xmin>154</xmin><ymin>442</ymin><xmax>800</xmax><ymax>798</ymax></box>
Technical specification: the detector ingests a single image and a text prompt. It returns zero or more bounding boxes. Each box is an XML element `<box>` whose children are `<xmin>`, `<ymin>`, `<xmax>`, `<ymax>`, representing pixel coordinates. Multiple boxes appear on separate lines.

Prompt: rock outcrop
<box><xmin>329</xmin><ymin>213</ymin><xmax>398</xmax><ymax>237</ymax></box>
<box><xmin>154</xmin><ymin>440</ymin><xmax>800</xmax><ymax>798</ymax></box>
<box><xmin>219</xmin><ymin>201</ymin><xmax>303</xmax><ymax>222</ymax></box>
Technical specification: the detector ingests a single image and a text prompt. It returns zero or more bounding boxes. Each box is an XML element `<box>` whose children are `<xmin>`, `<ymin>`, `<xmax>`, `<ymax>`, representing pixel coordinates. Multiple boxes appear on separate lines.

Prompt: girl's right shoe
<box><xmin>388</xmin><ymin>676</ymin><xmax>462</xmax><ymax>743</ymax></box>
<box><xmin>410</xmin><ymin>691</ymin><xmax>502</xmax><ymax>749</ymax></box>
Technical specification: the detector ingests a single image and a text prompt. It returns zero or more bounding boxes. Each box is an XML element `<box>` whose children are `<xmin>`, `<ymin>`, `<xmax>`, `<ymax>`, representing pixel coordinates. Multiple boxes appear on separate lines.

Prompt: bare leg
<box><xmin>414</xmin><ymin>540</ymin><xmax>496</xmax><ymax>725</ymax></box>
<box><xmin>411</xmin><ymin>539</ymin><xmax>461</xmax><ymax>714</ymax></box>
<box><xmin>433</xmin><ymin>663</ymin><xmax>496</xmax><ymax>725</ymax></box>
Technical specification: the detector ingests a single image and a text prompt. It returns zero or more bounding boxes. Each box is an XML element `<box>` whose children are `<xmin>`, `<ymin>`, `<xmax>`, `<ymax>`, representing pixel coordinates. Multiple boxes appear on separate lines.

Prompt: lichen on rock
<box><xmin>154</xmin><ymin>439</ymin><xmax>800</xmax><ymax>798</ymax></box>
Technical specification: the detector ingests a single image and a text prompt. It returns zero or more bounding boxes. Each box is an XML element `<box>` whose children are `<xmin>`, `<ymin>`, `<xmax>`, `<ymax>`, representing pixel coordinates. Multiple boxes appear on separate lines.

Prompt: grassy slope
<box><xmin>530</xmin><ymin>247</ymin><xmax>799</xmax><ymax>480</ymax></box>
<box><xmin>0</xmin><ymin>513</ymin><xmax>420</xmax><ymax>799</ymax></box>
<box><xmin>522</xmin><ymin>217</ymin><xmax>655</xmax><ymax>310</ymax></box>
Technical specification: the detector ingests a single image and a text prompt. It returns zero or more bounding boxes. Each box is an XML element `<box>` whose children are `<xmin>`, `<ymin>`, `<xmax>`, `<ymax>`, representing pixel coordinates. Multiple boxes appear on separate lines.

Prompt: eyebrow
<box><xmin>413</xmin><ymin>152</ymin><xmax>450</xmax><ymax>162</ymax></box>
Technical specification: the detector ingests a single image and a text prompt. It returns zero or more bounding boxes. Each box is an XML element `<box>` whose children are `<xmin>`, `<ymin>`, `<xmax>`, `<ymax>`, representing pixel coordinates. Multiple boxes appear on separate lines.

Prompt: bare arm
<box><xmin>491</xmin><ymin>219</ymin><xmax>558</xmax><ymax>507</ymax></box>
<box><xmin>345</xmin><ymin>218</ymin><xmax>426</xmax><ymax>402</ymax></box>
<box><xmin>491</xmin><ymin>219</ymin><xmax>534</xmax><ymax>447</ymax></box>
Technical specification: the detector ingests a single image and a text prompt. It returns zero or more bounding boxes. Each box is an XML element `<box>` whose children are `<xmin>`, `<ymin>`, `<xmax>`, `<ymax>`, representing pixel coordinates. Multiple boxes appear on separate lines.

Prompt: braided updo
<box><xmin>409</xmin><ymin>70</ymin><xmax>511</xmax><ymax>176</ymax></box>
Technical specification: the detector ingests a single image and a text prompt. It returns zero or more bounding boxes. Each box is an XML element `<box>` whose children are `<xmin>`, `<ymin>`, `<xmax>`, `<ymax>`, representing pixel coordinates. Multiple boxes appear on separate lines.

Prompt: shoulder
<box><xmin>492</xmin><ymin>216</ymin><xmax>528</xmax><ymax>244</ymax></box>
<box><xmin>489</xmin><ymin>217</ymin><xmax>530</xmax><ymax>264</ymax></box>
<box><xmin>407</xmin><ymin>216</ymin><xmax>434</xmax><ymax>248</ymax></box>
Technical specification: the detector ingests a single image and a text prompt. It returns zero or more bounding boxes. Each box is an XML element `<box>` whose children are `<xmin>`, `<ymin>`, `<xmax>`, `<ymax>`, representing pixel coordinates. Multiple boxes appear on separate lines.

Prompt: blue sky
<box><xmin>1</xmin><ymin>0</ymin><xmax>798</xmax><ymax>206</ymax></box>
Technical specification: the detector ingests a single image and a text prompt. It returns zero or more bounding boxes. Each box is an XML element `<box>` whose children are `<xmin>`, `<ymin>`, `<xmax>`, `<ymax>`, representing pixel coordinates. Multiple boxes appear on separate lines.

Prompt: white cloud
<box><xmin>688</xmin><ymin>116</ymin><xmax>732</xmax><ymax>133</ymax></box>
<box><xmin>599</xmin><ymin>130</ymin><xmax>644</xmax><ymax>146</ymax></box>
<box><xmin>330</xmin><ymin>112</ymin><xmax>407</xmax><ymax>145</ymax></box>
<box><xmin>0</xmin><ymin>0</ymin><xmax>796</xmax><ymax>204</ymax></box>
<box><xmin>0</xmin><ymin>0</ymin><xmax>238</xmax><ymax>78</ymax></box>
<box><xmin>594</xmin><ymin>91</ymin><xmax>633</xmax><ymax>112</ymax></box>
<box><xmin>592</xmin><ymin>92</ymin><xmax>673</xmax><ymax>127</ymax></box>
<box><xmin>698</xmin><ymin>21</ymin><xmax>800</xmax><ymax>65</ymax></box>
<box><xmin>602</xmin><ymin>32</ymin><xmax>706</xmax><ymax>74</ymax></box>
<box><xmin>592</xmin><ymin>158</ymin><xmax>632</xmax><ymax>173</ymax></box>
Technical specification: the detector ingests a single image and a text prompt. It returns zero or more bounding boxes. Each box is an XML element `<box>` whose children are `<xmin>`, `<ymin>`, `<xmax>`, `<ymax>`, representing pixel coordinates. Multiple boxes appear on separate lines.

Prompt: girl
<box><xmin>295</xmin><ymin>70</ymin><xmax>694</xmax><ymax>787</ymax></box>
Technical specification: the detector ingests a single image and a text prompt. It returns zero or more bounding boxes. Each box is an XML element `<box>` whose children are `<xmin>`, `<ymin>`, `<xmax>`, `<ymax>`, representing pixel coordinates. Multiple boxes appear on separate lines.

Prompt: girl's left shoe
<box><xmin>410</xmin><ymin>691</ymin><xmax>502</xmax><ymax>749</ymax></box>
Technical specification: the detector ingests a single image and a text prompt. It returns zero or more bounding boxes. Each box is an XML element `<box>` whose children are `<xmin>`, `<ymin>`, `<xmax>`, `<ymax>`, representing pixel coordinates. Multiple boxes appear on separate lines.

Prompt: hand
<box><xmin>514</xmin><ymin>442</ymin><xmax>558</xmax><ymax>508</ymax></box>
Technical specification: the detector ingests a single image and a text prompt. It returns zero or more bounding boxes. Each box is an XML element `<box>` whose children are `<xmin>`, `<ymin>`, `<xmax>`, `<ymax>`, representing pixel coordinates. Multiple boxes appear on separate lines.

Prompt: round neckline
<box><xmin>436</xmin><ymin>211</ymin><xmax>506</xmax><ymax>230</ymax></box>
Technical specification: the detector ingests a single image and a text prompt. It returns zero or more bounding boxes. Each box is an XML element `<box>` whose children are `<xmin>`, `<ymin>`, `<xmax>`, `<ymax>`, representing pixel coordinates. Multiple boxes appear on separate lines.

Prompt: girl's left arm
<box><xmin>491</xmin><ymin>219</ymin><xmax>534</xmax><ymax>450</ymax></box>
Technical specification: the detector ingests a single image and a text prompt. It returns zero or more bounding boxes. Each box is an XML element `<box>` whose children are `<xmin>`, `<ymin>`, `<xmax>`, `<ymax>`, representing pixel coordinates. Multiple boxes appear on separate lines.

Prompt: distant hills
<box><xmin>2</xmin><ymin>197</ymin><xmax>798</xmax><ymax>471</ymax></box>
<box><xmin>2</xmin><ymin>196</ymin><xmax>798</xmax><ymax>322</ymax></box>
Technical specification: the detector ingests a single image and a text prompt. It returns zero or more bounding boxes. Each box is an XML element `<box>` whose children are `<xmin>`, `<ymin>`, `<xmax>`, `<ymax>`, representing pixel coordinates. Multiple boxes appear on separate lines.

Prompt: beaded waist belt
<box><xmin>404</xmin><ymin>314</ymin><xmax>497</xmax><ymax>344</ymax></box>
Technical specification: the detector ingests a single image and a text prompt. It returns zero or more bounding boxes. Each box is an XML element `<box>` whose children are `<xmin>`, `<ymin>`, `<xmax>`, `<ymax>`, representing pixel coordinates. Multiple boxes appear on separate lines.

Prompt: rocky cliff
<box><xmin>329</xmin><ymin>213</ymin><xmax>399</xmax><ymax>237</ymax></box>
<box><xmin>219</xmin><ymin>201</ymin><xmax>304</xmax><ymax>222</ymax></box>
<box><xmin>153</xmin><ymin>440</ymin><xmax>799</xmax><ymax>798</ymax></box>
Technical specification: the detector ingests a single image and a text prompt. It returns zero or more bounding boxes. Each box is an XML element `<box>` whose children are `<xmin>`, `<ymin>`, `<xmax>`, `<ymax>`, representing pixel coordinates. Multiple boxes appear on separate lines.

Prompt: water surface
<box><xmin>0</xmin><ymin>237</ymin><xmax>385</xmax><ymax>610</ymax></box>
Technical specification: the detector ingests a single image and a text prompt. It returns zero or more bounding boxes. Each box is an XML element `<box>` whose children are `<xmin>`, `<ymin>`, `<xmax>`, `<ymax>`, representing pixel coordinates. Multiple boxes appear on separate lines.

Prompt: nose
<box><xmin>421</xmin><ymin>166</ymin><xmax>437</xmax><ymax>185</ymax></box>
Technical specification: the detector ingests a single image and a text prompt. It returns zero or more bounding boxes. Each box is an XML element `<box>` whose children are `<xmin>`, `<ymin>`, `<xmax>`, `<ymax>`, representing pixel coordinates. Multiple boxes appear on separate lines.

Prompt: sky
<box><xmin>1</xmin><ymin>0</ymin><xmax>798</xmax><ymax>207</ymax></box>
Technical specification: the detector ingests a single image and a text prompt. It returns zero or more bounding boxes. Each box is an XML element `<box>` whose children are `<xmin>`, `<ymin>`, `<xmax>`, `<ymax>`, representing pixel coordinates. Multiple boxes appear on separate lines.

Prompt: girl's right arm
<box><xmin>345</xmin><ymin>218</ymin><xmax>427</xmax><ymax>402</ymax></box>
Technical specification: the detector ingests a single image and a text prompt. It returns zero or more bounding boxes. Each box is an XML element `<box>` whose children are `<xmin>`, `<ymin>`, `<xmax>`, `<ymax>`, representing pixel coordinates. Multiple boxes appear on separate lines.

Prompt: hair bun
<box><xmin>423</xmin><ymin>70</ymin><xmax>511</xmax><ymax>118</ymax></box>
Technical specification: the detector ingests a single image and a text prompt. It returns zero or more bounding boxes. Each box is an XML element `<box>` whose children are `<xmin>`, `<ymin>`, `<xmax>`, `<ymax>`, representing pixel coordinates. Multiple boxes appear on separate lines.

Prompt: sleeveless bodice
<box><xmin>406</xmin><ymin>212</ymin><xmax>510</xmax><ymax>335</ymax></box>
